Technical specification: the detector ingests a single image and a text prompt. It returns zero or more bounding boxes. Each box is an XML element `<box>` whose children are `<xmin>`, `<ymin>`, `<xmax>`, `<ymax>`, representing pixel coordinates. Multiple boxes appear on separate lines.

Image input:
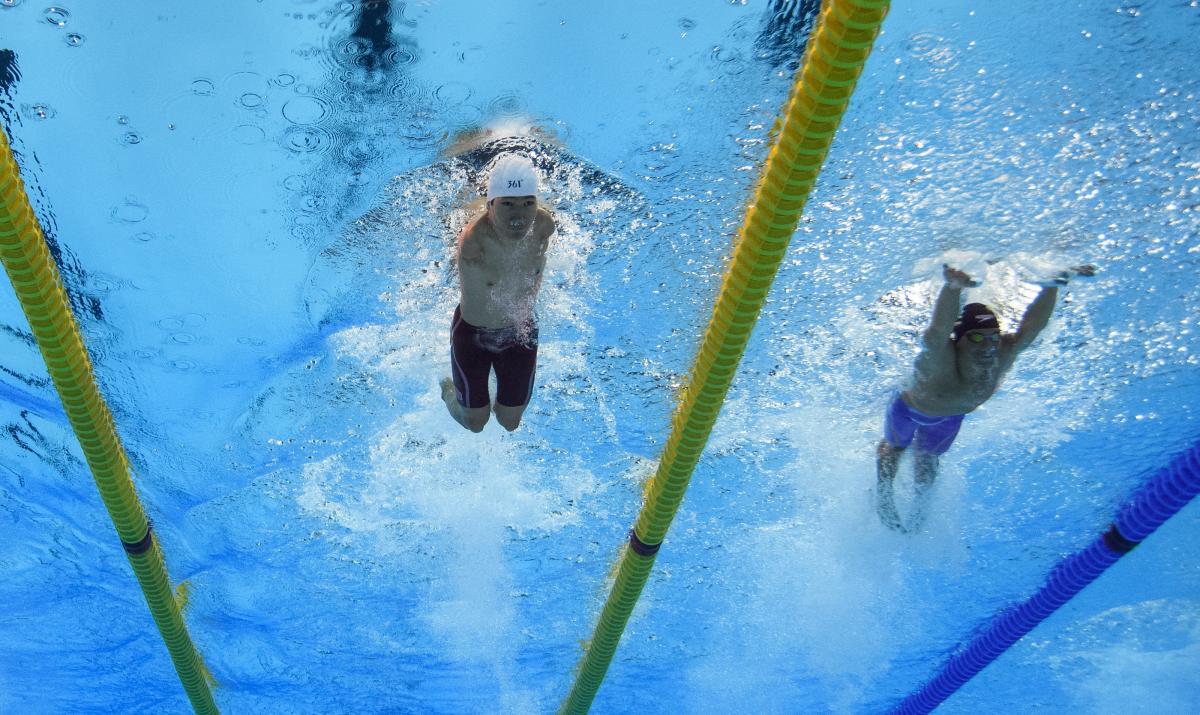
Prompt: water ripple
<box><xmin>434</xmin><ymin>82</ymin><xmax>472</xmax><ymax>106</ymax></box>
<box><xmin>282</xmin><ymin>96</ymin><xmax>331</xmax><ymax>125</ymax></box>
<box><xmin>111</xmin><ymin>197</ymin><xmax>149</xmax><ymax>224</ymax></box>
<box><xmin>487</xmin><ymin>92</ymin><xmax>525</xmax><ymax>119</ymax></box>
<box><xmin>282</xmin><ymin>125</ymin><xmax>332</xmax><ymax>154</ymax></box>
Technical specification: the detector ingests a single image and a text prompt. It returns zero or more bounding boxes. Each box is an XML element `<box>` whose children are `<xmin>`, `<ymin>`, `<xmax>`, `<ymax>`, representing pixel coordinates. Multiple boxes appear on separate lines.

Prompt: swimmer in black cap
<box><xmin>876</xmin><ymin>263</ymin><xmax>1095</xmax><ymax>532</ymax></box>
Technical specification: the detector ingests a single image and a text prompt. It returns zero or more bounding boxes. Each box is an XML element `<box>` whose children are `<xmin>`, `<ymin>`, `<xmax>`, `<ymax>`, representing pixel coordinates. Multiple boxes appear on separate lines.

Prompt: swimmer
<box><xmin>441</xmin><ymin>153</ymin><xmax>556</xmax><ymax>433</ymax></box>
<box><xmin>876</xmin><ymin>262</ymin><xmax>1096</xmax><ymax>532</ymax></box>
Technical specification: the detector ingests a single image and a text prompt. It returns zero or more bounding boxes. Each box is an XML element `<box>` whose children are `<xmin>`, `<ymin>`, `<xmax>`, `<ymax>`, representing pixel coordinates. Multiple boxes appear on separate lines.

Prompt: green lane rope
<box><xmin>0</xmin><ymin>127</ymin><xmax>218</xmax><ymax>714</ymax></box>
<box><xmin>560</xmin><ymin>1</ymin><xmax>890</xmax><ymax>712</ymax></box>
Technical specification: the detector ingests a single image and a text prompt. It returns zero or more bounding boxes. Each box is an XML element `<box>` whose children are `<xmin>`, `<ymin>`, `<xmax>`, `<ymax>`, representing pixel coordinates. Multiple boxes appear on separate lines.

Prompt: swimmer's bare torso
<box><xmin>904</xmin><ymin>334</ymin><xmax>1020</xmax><ymax>416</ymax></box>
<box><xmin>456</xmin><ymin>203</ymin><xmax>554</xmax><ymax>329</ymax></box>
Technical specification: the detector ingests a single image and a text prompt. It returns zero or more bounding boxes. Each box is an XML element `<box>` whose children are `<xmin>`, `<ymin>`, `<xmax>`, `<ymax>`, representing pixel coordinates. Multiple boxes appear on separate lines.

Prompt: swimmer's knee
<box><xmin>493</xmin><ymin>404</ymin><xmax>526</xmax><ymax>432</ymax></box>
<box><xmin>462</xmin><ymin>407</ymin><xmax>490</xmax><ymax>433</ymax></box>
<box><xmin>495</xmin><ymin>412</ymin><xmax>522</xmax><ymax>432</ymax></box>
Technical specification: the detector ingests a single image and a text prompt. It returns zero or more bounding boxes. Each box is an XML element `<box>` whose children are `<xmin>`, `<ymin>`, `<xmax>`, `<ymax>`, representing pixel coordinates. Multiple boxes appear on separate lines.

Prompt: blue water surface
<box><xmin>1</xmin><ymin>1</ymin><xmax>1198</xmax><ymax>713</ymax></box>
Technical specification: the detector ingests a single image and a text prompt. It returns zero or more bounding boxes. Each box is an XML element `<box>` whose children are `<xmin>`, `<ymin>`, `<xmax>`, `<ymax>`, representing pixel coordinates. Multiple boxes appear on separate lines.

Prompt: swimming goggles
<box><xmin>966</xmin><ymin>331</ymin><xmax>1001</xmax><ymax>344</ymax></box>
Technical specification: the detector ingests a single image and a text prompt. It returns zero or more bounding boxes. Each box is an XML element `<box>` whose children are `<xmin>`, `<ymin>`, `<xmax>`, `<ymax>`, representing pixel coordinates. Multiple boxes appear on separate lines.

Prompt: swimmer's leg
<box><xmin>875</xmin><ymin>440</ymin><xmax>906</xmax><ymax>532</ymax></box>
<box><xmin>491</xmin><ymin>331</ymin><xmax>538</xmax><ymax>433</ymax></box>
<box><xmin>441</xmin><ymin>378</ymin><xmax>490</xmax><ymax>433</ymax></box>
<box><xmin>908</xmin><ymin>450</ymin><xmax>941</xmax><ymax>532</ymax></box>
<box><xmin>492</xmin><ymin>402</ymin><xmax>527</xmax><ymax>432</ymax></box>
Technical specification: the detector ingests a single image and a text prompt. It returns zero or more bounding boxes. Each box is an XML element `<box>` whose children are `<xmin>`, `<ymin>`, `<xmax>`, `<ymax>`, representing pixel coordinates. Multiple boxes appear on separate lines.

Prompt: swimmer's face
<box><xmin>489</xmin><ymin>195</ymin><xmax>538</xmax><ymax>238</ymax></box>
<box><xmin>959</xmin><ymin>329</ymin><xmax>1001</xmax><ymax>361</ymax></box>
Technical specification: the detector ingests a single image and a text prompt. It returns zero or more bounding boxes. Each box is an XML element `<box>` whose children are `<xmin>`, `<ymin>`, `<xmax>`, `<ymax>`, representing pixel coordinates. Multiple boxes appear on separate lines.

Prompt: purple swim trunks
<box><xmin>883</xmin><ymin>391</ymin><xmax>964</xmax><ymax>455</ymax></box>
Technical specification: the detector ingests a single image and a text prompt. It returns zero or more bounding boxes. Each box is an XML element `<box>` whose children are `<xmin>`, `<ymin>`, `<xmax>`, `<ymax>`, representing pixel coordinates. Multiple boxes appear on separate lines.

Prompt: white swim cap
<box><xmin>487</xmin><ymin>154</ymin><xmax>538</xmax><ymax>201</ymax></box>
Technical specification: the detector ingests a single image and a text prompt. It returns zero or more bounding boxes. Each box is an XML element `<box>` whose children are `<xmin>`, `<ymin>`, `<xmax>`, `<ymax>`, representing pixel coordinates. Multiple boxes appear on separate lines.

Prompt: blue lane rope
<box><xmin>891</xmin><ymin>439</ymin><xmax>1200</xmax><ymax>715</ymax></box>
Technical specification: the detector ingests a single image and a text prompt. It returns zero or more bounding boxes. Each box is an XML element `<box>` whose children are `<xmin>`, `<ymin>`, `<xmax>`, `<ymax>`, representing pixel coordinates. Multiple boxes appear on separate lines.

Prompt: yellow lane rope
<box><xmin>560</xmin><ymin>1</ymin><xmax>890</xmax><ymax>711</ymax></box>
<box><xmin>0</xmin><ymin>127</ymin><xmax>218</xmax><ymax>714</ymax></box>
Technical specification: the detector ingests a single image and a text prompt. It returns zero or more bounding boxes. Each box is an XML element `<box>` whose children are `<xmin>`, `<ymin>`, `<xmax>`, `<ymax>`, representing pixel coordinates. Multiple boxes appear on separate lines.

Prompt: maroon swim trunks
<box><xmin>449</xmin><ymin>305</ymin><xmax>538</xmax><ymax>409</ymax></box>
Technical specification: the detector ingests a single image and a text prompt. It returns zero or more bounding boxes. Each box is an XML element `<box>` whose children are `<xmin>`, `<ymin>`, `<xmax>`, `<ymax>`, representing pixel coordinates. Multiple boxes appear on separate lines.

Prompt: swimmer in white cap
<box><xmin>441</xmin><ymin>153</ymin><xmax>556</xmax><ymax>433</ymax></box>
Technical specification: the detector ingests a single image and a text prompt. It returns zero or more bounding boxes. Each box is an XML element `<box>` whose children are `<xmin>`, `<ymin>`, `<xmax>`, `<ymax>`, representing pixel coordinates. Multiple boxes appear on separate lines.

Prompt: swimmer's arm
<box><xmin>922</xmin><ymin>265</ymin><xmax>975</xmax><ymax>347</ymax></box>
<box><xmin>457</xmin><ymin>224</ymin><xmax>484</xmax><ymax>265</ymax></box>
<box><xmin>922</xmin><ymin>283</ymin><xmax>963</xmax><ymax>347</ymax></box>
<box><xmin>1011</xmin><ymin>286</ymin><xmax>1057</xmax><ymax>352</ymax></box>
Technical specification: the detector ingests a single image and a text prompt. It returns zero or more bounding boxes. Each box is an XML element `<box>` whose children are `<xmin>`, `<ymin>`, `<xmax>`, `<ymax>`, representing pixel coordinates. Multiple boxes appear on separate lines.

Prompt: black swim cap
<box><xmin>952</xmin><ymin>303</ymin><xmax>999</xmax><ymax>342</ymax></box>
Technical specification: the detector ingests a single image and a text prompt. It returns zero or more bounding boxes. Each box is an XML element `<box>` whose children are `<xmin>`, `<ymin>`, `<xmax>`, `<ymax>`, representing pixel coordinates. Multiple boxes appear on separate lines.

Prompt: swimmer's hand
<box><xmin>1034</xmin><ymin>264</ymin><xmax>1097</xmax><ymax>288</ymax></box>
<box><xmin>943</xmin><ymin>264</ymin><xmax>979</xmax><ymax>289</ymax></box>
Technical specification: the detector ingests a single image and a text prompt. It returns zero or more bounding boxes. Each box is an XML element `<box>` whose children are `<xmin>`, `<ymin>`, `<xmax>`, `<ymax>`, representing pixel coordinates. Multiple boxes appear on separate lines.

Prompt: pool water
<box><xmin>1</xmin><ymin>1</ymin><xmax>1198</xmax><ymax>712</ymax></box>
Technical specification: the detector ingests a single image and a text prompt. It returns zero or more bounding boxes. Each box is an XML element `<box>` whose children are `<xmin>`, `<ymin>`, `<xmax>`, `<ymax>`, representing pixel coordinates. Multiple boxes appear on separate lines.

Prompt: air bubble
<box><xmin>65</xmin><ymin>33</ymin><xmax>84</xmax><ymax>47</ymax></box>
<box><xmin>120</xmin><ymin>132</ymin><xmax>142</xmax><ymax>145</ymax></box>
<box><xmin>44</xmin><ymin>6</ymin><xmax>68</xmax><ymax>26</ymax></box>
<box><xmin>22</xmin><ymin>104</ymin><xmax>56</xmax><ymax>120</ymax></box>
<box><xmin>273</xmin><ymin>73</ymin><xmax>296</xmax><ymax>87</ymax></box>
<box><xmin>0</xmin><ymin>0</ymin><xmax>24</xmax><ymax>9</ymax></box>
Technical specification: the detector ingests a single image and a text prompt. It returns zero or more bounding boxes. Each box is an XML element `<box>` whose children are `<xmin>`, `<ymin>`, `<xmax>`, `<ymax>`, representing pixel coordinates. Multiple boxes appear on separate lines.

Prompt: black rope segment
<box><xmin>1102</xmin><ymin>523</ymin><xmax>1139</xmax><ymax>555</ymax></box>
<box><xmin>122</xmin><ymin>524</ymin><xmax>154</xmax><ymax>555</ymax></box>
<box><xmin>628</xmin><ymin>529</ymin><xmax>661</xmax><ymax>557</ymax></box>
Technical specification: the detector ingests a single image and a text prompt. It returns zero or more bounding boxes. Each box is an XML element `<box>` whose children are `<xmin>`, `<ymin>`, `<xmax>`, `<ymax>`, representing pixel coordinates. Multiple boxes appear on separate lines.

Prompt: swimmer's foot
<box><xmin>1036</xmin><ymin>264</ymin><xmax>1098</xmax><ymax>288</ymax></box>
<box><xmin>440</xmin><ymin>377</ymin><xmax>457</xmax><ymax>412</ymax></box>
<box><xmin>875</xmin><ymin>481</ymin><xmax>908</xmax><ymax>533</ymax></box>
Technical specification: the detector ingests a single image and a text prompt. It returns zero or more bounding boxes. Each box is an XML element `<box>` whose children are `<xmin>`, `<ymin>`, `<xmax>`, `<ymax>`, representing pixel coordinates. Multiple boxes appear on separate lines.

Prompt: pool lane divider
<box><xmin>0</xmin><ymin>127</ymin><xmax>219</xmax><ymax>714</ymax></box>
<box><xmin>559</xmin><ymin>1</ymin><xmax>891</xmax><ymax>712</ymax></box>
<box><xmin>891</xmin><ymin>440</ymin><xmax>1200</xmax><ymax>715</ymax></box>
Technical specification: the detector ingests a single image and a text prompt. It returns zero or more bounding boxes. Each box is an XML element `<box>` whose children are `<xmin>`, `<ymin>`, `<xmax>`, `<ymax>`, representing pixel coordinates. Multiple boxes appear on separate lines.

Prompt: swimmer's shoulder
<box><xmin>459</xmin><ymin>216</ymin><xmax>489</xmax><ymax>263</ymax></box>
<box><xmin>536</xmin><ymin>206</ymin><xmax>556</xmax><ymax>240</ymax></box>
